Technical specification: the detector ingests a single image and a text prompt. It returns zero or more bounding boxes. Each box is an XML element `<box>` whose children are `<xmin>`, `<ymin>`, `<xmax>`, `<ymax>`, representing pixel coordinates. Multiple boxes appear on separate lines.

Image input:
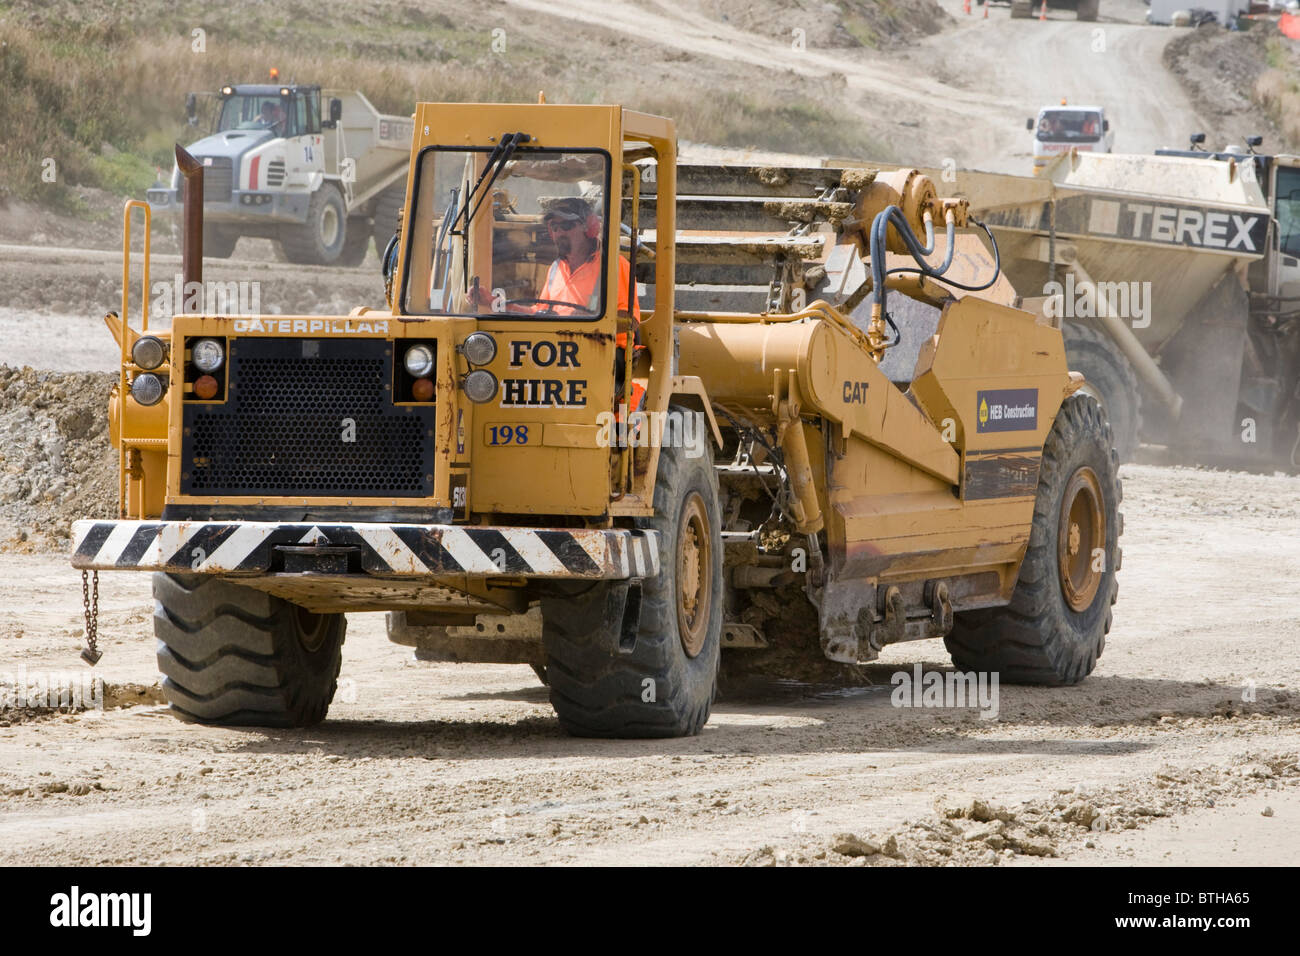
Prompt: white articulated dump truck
<box><xmin>147</xmin><ymin>80</ymin><xmax>411</xmax><ymax>266</ymax></box>
<box><xmin>845</xmin><ymin>143</ymin><xmax>1300</xmax><ymax>469</ymax></box>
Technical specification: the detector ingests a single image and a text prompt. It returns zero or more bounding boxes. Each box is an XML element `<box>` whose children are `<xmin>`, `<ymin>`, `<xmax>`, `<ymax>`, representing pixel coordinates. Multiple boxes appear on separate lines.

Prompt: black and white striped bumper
<box><xmin>70</xmin><ymin>520</ymin><xmax>660</xmax><ymax>580</ymax></box>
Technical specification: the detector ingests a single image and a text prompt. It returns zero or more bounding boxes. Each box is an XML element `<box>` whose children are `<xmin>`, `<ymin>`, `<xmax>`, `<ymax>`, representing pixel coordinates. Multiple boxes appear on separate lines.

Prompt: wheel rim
<box><xmin>295</xmin><ymin>606</ymin><xmax>330</xmax><ymax>653</ymax></box>
<box><xmin>1058</xmin><ymin>466</ymin><xmax>1105</xmax><ymax>612</ymax></box>
<box><xmin>320</xmin><ymin>204</ymin><xmax>340</xmax><ymax>248</ymax></box>
<box><xmin>675</xmin><ymin>492</ymin><xmax>713</xmax><ymax>658</ymax></box>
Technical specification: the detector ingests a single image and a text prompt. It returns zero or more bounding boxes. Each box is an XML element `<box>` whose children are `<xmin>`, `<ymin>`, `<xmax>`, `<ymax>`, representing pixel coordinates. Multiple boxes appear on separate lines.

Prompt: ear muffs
<box><xmin>585</xmin><ymin>214</ymin><xmax>601</xmax><ymax>240</ymax></box>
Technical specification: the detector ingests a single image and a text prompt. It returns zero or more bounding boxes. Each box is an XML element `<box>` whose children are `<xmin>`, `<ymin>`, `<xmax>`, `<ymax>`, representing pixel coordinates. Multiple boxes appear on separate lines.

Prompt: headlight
<box><xmin>192</xmin><ymin>338</ymin><xmax>225</xmax><ymax>373</ymax></box>
<box><xmin>404</xmin><ymin>344</ymin><xmax>434</xmax><ymax>377</ymax></box>
<box><xmin>131</xmin><ymin>335</ymin><xmax>167</xmax><ymax>370</ymax></box>
<box><xmin>459</xmin><ymin>332</ymin><xmax>497</xmax><ymax>366</ymax></box>
<box><xmin>462</xmin><ymin>369</ymin><xmax>498</xmax><ymax>403</ymax></box>
<box><xmin>131</xmin><ymin>373</ymin><xmax>166</xmax><ymax>406</ymax></box>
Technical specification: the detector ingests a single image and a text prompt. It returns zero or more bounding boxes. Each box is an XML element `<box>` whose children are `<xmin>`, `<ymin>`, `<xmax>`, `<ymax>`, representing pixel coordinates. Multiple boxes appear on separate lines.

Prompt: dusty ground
<box><xmin>1</xmin><ymin>463</ymin><xmax>1298</xmax><ymax>866</ymax></box>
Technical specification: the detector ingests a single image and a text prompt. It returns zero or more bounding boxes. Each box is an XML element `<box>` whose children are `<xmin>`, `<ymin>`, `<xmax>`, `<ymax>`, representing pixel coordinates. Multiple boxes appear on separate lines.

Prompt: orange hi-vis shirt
<box><xmin>540</xmin><ymin>252</ymin><xmax>641</xmax><ymax>329</ymax></box>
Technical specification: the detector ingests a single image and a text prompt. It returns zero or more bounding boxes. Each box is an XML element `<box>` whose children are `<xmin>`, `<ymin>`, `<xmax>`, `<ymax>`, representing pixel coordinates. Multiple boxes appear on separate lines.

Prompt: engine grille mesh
<box><xmin>182</xmin><ymin>338</ymin><xmax>435</xmax><ymax>498</ymax></box>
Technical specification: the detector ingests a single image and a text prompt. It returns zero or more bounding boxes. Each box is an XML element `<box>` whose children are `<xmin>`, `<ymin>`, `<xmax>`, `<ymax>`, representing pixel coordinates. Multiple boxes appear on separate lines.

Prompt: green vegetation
<box><xmin>0</xmin><ymin>0</ymin><xmax>899</xmax><ymax>209</ymax></box>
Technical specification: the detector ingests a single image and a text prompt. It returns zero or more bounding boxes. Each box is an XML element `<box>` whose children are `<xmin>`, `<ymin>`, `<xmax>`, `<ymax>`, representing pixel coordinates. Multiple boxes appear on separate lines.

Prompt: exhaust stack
<box><xmin>175</xmin><ymin>144</ymin><xmax>204</xmax><ymax>304</ymax></box>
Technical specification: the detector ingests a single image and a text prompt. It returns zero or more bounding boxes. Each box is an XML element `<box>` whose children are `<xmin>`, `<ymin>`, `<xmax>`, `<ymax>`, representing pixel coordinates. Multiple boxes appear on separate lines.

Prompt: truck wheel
<box><xmin>945</xmin><ymin>394</ymin><xmax>1121</xmax><ymax>685</ymax></box>
<box><xmin>371</xmin><ymin>182</ymin><xmax>406</xmax><ymax>253</ymax></box>
<box><xmin>1077</xmin><ymin>0</ymin><xmax>1100</xmax><ymax>21</ymax></box>
<box><xmin>1062</xmin><ymin>322</ymin><xmax>1141</xmax><ymax>462</ymax></box>
<box><xmin>203</xmin><ymin>226</ymin><xmax>238</xmax><ymax>259</ymax></box>
<box><xmin>1010</xmin><ymin>0</ymin><xmax>1035</xmax><ymax>18</ymax></box>
<box><xmin>336</xmin><ymin>219</ymin><xmax>371</xmax><ymax>266</ymax></box>
<box><xmin>542</xmin><ymin>421</ymin><xmax>723</xmax><ymax>737</ymax></box>
<box><xmin>280</xmin><ymin>187</ymin><xmax>347</xmax><ymax>265</ymax></box>
<box><xmin>152</xmin><ymin>573</ymin><xmax>346</xmax><ymax>727</ymax></box>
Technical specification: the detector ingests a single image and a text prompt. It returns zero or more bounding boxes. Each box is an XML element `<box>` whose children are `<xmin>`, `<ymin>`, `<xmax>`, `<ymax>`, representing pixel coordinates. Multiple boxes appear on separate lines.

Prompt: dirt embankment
<box><xmin>0</xmin><ymin>367</ymin><xmax>118</xmax><ymax>553</ymax></box>
<box><xmin>1163</xmin><ymin>22</ymin><xmax>1300</xmax><ymax>150</ymax></box>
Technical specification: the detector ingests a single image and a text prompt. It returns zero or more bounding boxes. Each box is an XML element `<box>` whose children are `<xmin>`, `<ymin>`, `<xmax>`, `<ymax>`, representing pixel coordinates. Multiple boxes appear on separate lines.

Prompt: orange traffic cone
<box><xmin>963</xmin><ymin>0</ymin><xmax>971</xmax><ymax>13</ymax></box>
<box><xmin>984</xmin><ymin>1</ymin><xmax>989</xmax><ymax>17</ymax></box>
<box><xmin>1039</xmin><ymin>2</ymin><xmax>1047</xmax><ymax>20</ymax></box>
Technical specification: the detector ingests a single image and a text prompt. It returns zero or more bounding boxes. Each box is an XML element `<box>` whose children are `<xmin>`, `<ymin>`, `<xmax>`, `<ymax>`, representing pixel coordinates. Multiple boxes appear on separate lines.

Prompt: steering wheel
<box><xmin>505</xmin><ymin>297</ymin><xmax>596</xmax><ymax>314</ymax></box>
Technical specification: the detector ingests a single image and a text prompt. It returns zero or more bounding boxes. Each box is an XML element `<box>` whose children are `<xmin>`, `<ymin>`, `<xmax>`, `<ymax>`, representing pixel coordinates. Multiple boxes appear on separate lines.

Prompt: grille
<box><xmin>266</xmin><ymin>160</ymin><xmax>286</xmax><ymax>187</ymax></box>
<box><xmin>198</xmin><ymin>157</ymin><xmax>233</xmax><ymax>202</ymax></box>
<box><xmin>182</xmin><ymin>338</ymin><xmax>435</xmax><ymax>498</ymax></box>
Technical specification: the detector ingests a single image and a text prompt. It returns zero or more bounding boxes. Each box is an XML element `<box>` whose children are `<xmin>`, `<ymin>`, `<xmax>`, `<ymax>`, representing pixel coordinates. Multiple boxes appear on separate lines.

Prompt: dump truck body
<box><xmin>73</xmin><ymin>102</ymin><xmax>1123</xmax><ymax>737</ymax></box>
<box><xmin>840</xmin><ymin>148</ymin><xmax>1300</xmax><ymax>468</ymax></box>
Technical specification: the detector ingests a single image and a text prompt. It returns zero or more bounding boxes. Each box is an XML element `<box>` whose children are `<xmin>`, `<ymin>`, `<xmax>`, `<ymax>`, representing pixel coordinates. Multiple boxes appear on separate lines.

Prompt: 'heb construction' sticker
<box><xmin>976</xmin><ymin>388</ymin><xmax>1038</xmax><ymax>433</ymax></box>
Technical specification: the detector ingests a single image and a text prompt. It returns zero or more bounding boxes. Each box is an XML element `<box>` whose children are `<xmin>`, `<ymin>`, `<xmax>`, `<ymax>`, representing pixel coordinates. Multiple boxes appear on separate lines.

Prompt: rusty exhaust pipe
<box><xmin>175</xmin><ymin>144</ymin><xmax>203</xmax><ymax>307</ymax></box>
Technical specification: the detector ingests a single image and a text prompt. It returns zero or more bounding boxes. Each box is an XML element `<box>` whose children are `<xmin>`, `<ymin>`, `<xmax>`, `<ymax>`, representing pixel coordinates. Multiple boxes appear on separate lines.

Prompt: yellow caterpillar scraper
<box><xmin>73</xmin><ymin>101</ymin><xmax>1121</xmax><ymax>737</ymax></box>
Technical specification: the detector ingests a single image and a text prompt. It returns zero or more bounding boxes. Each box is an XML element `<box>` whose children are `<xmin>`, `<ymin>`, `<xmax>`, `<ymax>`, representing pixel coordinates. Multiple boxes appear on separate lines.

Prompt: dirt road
<box><xmin>497</xmin><ymin>0</ymin><xmax>1203</xmax><ymax>173</ymax></box>
<box><xmin>2</xmin><ymin>463</ymin><xmax>1297</xmax><ymax>866</ymax></box>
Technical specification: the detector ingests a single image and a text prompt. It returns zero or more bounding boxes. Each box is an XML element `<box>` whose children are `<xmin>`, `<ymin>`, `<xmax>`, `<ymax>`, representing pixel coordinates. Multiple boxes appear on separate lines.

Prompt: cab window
<box><xmin>402</xmin><ymin>147</ymin><xmax>611</xmax><ymax>319</ymax></box>
<box><xmin>1276</xmin><ymin>166</ymin><xmax>1300</xmax><ymax>259</ymax></box>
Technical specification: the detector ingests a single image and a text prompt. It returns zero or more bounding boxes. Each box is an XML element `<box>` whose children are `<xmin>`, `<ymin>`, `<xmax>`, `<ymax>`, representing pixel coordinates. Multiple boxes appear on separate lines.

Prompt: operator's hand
<box><xmin>467</xmin><ymin>279</ymin><xmax>495</xmax><ymax>310</ymax></box>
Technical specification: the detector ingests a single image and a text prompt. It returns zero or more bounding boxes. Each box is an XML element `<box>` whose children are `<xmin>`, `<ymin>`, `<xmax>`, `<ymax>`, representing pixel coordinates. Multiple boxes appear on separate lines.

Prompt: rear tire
<box><xmin>1010</xmin><ymin>1</ymin><xmax>1035</xmax><ymax>18</ymax></box>
<box><xmin>280</xmin><ymin>186</ymin><xmax>347</xmax><ymax>265</ymax></box>
<box><xmin>337</xmin><ymin>219</ymin><xmax>371</xmax><ymax>266</ymax></box>
<box><xmin>1062</xmin><ymin>322</ymin><xmax>1141</xmax><ymax>462</ymax></box>
<box><xmin>153</xmin><ymin>573</ymin><xmax>346</xmax><ymax>727</ymax></box>
<box><xmin>542</xmin><ymin>418</ymin><xmax>722</xmax><ymax>737</ymax></box>
<box><xmin>371</xmin><ymin>182</ymin><xmax>406</xmax><ymax>253</ymax></box>
<box><xmin>1077</xmin><ymin>0</ymin><xmax>1099</xmax><ymax>21</ymax></box>
<box><xmin>944</xmin><ymin>394</ymin><xmax>1121</xmax><ymax>685</ymax></box>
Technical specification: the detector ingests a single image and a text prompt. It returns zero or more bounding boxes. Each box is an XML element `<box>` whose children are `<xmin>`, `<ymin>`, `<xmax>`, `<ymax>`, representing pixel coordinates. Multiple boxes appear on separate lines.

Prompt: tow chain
<box><xmin>80</xmin><ymin>570</ymin><xmax>102</xmax><ymax>666</ymax></box>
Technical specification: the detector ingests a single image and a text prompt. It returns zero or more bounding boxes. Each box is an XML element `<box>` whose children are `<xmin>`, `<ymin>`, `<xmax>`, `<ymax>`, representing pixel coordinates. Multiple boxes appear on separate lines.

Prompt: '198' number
<box><xmin>489</xmin><ymin>425</ymin><xmax>530</xmax><ymax>446</ymax></box>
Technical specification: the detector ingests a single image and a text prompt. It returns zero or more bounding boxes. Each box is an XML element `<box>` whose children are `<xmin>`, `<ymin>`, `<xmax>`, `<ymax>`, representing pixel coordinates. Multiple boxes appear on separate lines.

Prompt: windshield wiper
<box><xmin>451</xmin><ymin>131</ymin><xmax>528</xmax><ymax>238</ymax></box>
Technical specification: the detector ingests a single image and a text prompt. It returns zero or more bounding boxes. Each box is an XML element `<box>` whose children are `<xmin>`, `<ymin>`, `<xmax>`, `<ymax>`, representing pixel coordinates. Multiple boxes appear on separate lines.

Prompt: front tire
<box><xmin>280</xmin><ymin>187</ymin><xmax>347</xmax><ymax>265</ymax></box>
<box><xmin>153</xmin><ymin>573</ymin><xmax>346</xmax><ymax>726</ymax></box>
<box><xmin>945</xmin><ymin>394</ymin><xmax>1121</xmax><ymax>684</ymax></box>
<box><xmin>203</xmin><ymin>225</ymin><xmax>239</xmax><ymax>259</ymax></box>
<box><xmin>542</xmin><ymin>416</ymin><xmax>722</xmax><ymax>737</ymax></box>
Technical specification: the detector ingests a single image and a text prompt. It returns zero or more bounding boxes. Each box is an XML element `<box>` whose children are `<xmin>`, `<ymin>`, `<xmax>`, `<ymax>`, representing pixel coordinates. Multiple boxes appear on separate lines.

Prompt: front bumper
<box><xmin>145</xmin><ymin>188</ymin><xmax>308</xmax><ymax>223</ymax></box>
<box><xmin>71</xmin><ymin>520</ymin><xmax>659</xmax><ymax>580</ymax></box>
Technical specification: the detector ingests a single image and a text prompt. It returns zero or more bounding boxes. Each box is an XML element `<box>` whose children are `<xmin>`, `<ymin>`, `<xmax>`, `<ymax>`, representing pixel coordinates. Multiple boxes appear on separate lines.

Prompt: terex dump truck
<box><xmin>72</xmin><ymin>102</ymin><xmax>1122</xmax><ymax>738</ymax></box>
<box><xmin>147</xmin><ymin>83</ymin><xmax>410</xmax><ymax>266</ymax></box>
<box><xmin>848</xmin><ymin>145</ymin><xmax>1300</xmax><ymax>468</ymax></box>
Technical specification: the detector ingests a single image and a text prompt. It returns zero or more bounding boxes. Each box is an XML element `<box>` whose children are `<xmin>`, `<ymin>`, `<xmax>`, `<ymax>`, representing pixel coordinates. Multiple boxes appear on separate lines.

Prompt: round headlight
<box><xmin>131</xmin><ymin>335</ymin><xmax>167</xmax><ymax>370</ymax></box>
<box><xmin>460</xmin><ymin>332</ymin><xmax>497</xmax><ymax>366</ymax></box>
<box><xmin>404</xmin><ymin>344</ymin><xmax>434</xmax><ymax>378</ymax></box>
<box><xmin>192</xmin><ymin>338</ymin><xmax>225</xmax><ymax>373</ymax></box>
<box><xmin>462</xmin><ymin>369</ymin><xmax>498</xmax><ymax>404</ymax></box>
<box><xmin>131</xmin><ymin>373</ymin><xmax>166</xmax><ymax>406</ymax></box>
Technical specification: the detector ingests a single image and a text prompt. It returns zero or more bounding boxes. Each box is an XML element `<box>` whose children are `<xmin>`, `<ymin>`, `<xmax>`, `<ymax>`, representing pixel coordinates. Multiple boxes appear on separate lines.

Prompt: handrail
<box><xmin>119</xmin><ymin>200</ymin><xmax>151</xmax><ymax>518</ymax></box>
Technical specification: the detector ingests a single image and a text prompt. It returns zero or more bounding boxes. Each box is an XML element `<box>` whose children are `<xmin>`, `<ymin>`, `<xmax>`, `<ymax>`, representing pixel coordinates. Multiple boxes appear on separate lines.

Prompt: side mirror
<box><xmin>1103</xmin><ymin>119</ymin><xmax>1110</xmax><ymax>132</ymax></box>
<box><xmin>323</xmin><ymin>97</ymin><xmax>343</xmax><ymax>130</ymax></box>
<box><xmin>1247</xmin><ymin>135</ymin><xmax>1264</xmax><ymax>148</ymax></box>
<box><xmin>185</xmin><ymin>93</ymin><xmax>197</xmax><ymax>127</ymax></box>
<box><xmin>1190</xmin><ymin>132</ymin><xmax>1207</xmax><ymax>150</ymax></box>
<box><xmin>1026</xmin><ymin>118</ymin><xmax>1035</xmax><ymax>130</ymax></box>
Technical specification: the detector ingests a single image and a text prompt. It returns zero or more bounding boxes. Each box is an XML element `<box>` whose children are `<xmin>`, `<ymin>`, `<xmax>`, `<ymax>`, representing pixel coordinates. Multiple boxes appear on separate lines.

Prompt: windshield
<box><xmin>402</xmin><ymin>146</ymin><xmax>611</xmax><ymax>319</ymax></box>
<box><xmin>216</xmin><ymin>94</ymin><xmax>292</xmax><ymax>136</ymax></box>
<box><xmin>1276</xmin><ymin>166</ymin><xmax>1300</xmax><ymax>259</ymax></box>
<box><xmin>1036</xmin><ymin>110</ymin><xmax>1103</xmax><ymax>143</ymax></box>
